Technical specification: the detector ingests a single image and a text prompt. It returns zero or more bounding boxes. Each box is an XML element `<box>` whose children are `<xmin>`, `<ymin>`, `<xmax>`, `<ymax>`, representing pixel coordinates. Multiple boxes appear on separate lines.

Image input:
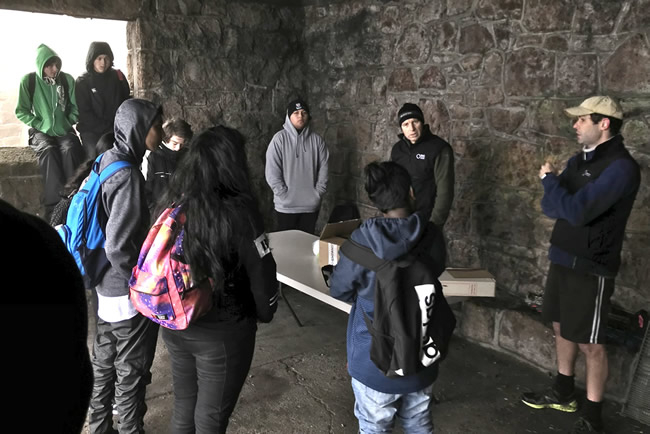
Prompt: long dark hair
<box><xmin>158</xmin><ymin>125</ymin><xmax>256</xmax><ymax>294</ymax></box>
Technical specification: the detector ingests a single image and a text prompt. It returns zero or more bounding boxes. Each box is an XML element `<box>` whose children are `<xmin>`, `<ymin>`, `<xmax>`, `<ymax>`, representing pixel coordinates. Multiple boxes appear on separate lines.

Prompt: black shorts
<box><xmin>542</xmin><ymin>263</ymin><xmax>614</xmax><ymax>344</ymax></box>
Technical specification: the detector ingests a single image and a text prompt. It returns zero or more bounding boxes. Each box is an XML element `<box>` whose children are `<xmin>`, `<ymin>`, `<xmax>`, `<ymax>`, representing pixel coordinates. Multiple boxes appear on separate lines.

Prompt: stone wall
<box><xmin>458</xmin><ymin>298</ymin><xmax>637</xmax><ymax>402</ymax></box>
<box><xmin>129</xmin><ymin>1</ymin><xmax>307</xmax><ymax>222</ymax></box>
<box><xmin>1</xmin><ymin>0</ymin><xmax>648</xmax><ymax>313</ymax></box>
<box><xmin>299</xmin><ymin>0</ymin><xmax>650</xmax><ymax>314</ymax></box>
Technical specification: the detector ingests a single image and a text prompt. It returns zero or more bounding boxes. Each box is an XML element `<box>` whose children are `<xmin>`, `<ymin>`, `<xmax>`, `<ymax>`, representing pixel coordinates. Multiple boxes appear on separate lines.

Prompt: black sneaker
<box><xmin>521</xmin><ymin>387</ymin><xmax>578</xmax><ymax>412</ymax></box>
<box><xmin>570</xmin><ymin>417</ymin><xmax>604</xmax><ymax>433</ymax></box>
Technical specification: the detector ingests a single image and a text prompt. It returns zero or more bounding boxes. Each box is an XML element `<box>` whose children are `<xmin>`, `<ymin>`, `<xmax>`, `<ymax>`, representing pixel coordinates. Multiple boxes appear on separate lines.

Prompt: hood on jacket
<box><xmin>283</xmin><ymin>114</ymin><xmax>311</xmax><ymax>139</ymax></box>
<box><xmin>85</xmin><ymin>41</ymin><xmax>114</xmax><ymax>73</ymax></box>
<box><xmin>351</xmin><ymin>212</ymin><xmax>426</xmax><ymax>261</ymax></box>
<box><xmin>35</xmin><ymin>44</ymin><xmax>61</xmax><ymax>80</ymax></box>
<box><xmin>113</xmin><ymin>99</ymin><xmax>162</xmax><ymax>164</ymax></box>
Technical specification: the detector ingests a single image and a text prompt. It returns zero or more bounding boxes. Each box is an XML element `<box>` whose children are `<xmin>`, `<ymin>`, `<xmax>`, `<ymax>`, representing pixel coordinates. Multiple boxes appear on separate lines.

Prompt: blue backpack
<box><xmin>56</xmin><ymin>154</ymin><xmax>132</xmax><ymax>288</ymax></box>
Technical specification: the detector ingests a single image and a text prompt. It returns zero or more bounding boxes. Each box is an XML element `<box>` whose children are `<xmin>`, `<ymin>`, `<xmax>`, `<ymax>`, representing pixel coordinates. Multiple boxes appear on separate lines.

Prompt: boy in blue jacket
<box><xmin>330</xmin><ymin>161</ymin><xmax>444</xmax><ymax>434</ymax></box>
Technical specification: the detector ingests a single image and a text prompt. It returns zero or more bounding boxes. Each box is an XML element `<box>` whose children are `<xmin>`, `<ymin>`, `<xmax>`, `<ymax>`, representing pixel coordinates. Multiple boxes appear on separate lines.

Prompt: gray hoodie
<box><xmin>96</xmin><ymin>99</ymin><xmax>161</xmax><ymax>319</ymax></box>
<box><xmin>265</xmin><ymin>115</ymin><xmax>329</xmax><ymax>213</ymax></box>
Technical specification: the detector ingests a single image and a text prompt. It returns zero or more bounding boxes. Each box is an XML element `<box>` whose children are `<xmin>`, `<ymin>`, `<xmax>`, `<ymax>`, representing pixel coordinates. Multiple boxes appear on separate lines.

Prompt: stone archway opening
<box><xmin>0</xmin><ymin>9</ymin><xmax>128</xmax><ymax>147</ymax></box>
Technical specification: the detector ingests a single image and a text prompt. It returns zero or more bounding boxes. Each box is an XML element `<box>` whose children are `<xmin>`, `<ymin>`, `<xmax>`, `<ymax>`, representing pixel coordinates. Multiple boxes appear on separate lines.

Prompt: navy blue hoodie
<box><xmin>330</xmin><ymin>212</ymin><xmax>439</xmax><ymax>394</ymax></box>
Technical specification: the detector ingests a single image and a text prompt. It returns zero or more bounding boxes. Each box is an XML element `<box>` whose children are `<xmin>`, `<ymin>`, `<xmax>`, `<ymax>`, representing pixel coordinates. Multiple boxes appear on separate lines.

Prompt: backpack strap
<box><xmin>91</xmin><ymin>154</ymin><xmax>132</xmax><ymax>184</ymax></box>
<box><xmin>99</xmin><ymin>160</ymin><xmax>132</xmax><ymax>184</ymax></box>
<box><xmin>28</xmin><ymin>72</ymin><xmax>71</xmax><ymax>112</ymax></box>
<box><xmin>28</xmin><ymin>72</ymin><xmax>36</xmax><ymax>106</ymax></box>
<box><xmin>116</xmin><ymin>69</ymin><xmax>125</xmax><ymax>81</ymax></box>
<box><xmin>340</xmin><ymin>239</ymin><xmax>387</xmax><ymax>272</ymax></box>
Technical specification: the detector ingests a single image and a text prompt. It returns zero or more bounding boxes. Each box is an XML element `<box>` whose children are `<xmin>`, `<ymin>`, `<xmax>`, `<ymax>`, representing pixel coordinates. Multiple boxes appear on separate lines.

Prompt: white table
<box><xmin>268</xmin><ymin>230</ymin><xmax>468</xmax><ymax>325</ymax></box>
<box><xmin>269</xmin><ymin>231</ymin><xmax>351</xmax><ymax>325</ymax></box>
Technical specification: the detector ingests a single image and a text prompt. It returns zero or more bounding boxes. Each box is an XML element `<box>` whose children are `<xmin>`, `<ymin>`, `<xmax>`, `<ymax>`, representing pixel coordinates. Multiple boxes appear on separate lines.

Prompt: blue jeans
<box><xmin>351</xmin><ymin>378</ymin><xmax>434</xmax><ymax>434</ymax></box>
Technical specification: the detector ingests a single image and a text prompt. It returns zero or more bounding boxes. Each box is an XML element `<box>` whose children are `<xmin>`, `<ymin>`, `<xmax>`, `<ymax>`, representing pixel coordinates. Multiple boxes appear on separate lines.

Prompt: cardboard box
<box><xmin>440</xmin><ymin>268</ymin><xmax>496</xmax><ymax>297</ymax></box>
<box><xmin>318</xmin><ymin>219</ymin><xmax>362</xmax><ymax>268</ymax></box>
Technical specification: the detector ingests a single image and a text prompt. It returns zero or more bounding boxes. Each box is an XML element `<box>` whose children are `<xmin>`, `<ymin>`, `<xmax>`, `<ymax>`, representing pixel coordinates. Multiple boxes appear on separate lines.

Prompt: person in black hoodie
<box><xmin>155</xmin><ymin>126</ymin><xmax>278</xmax><ymax>433</ymax></box>
<box><xmin>145</xmin><ymin>118</ymin><xmax>193</xmax><ymax>214</ymax></box>
<box><xmin>391</xmin><ymin>103</ymin><xmax>455</xmax><ymax>227</ymax></box>
<box><xmin>76</xmin><ymin>41</ymin><xmax>130</xmax><ymax>159</ymax></box>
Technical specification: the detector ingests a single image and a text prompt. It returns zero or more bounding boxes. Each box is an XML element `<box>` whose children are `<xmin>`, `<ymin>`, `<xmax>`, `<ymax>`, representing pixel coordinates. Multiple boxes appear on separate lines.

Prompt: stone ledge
<box><xmin>456</xmin><ymin>296</ymin><xmax>639</xmax><ymax>403</ymax></box>
<box><xmin>0</xmin><ymin>146</ymin><xmax>39</xmax><ymax>177</ymax></box>
<box><xmin>0</xmin><ymin>146</ymin><xmax>43</xmax><ymax>216</ymax></box>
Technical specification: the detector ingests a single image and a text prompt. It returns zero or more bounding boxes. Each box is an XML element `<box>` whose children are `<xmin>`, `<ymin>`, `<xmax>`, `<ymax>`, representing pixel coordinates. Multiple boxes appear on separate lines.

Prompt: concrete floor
<box><xmin>85</xmin><ymin>288</ymin><xmax>648</xmax><ymax>434</ymax></box>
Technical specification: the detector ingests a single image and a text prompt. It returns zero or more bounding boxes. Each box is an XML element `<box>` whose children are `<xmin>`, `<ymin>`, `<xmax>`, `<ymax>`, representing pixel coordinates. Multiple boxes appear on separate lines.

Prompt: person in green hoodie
<box><xmin>15</xmin><ymin>43</ymin><xmax>85</xmax><ymax>221</ymax></box>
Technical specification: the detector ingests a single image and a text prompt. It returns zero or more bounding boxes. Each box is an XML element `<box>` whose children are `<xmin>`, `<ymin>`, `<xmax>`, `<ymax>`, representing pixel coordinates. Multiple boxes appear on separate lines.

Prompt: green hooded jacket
<box><xmin>15</xmin><ymin>44</ymin><xmax>79</xmax><ymax>137</ymax></box>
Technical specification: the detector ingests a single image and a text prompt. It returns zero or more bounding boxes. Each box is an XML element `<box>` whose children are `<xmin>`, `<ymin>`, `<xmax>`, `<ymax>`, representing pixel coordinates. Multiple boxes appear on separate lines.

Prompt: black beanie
<box><xmin>398</xmin><ymin>103</ymin><xmax>424</xmax><ymax>126</ymax></box>
<box><xmin>287</xmin><ymin>98</ymin><xmax>310</xmax><ymax>117</ymax></box>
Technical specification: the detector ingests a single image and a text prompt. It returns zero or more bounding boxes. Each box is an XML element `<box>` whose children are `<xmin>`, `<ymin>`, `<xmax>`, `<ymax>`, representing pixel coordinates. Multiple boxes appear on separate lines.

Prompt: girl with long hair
<box><xmin>157</xmin><ymin>125</ymin><xmax>279</xmax><ymax>433</ymax></box>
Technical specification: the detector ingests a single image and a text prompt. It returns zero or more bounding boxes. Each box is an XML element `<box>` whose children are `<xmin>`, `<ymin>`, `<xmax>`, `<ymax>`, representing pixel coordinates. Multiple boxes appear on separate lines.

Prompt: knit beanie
<box><xmin>398</xmin><ymin>103</ymin><xmax>424</xmax><ymax>126</ymax></box>
<box><xmin>287</xmin><ymin>98</ymin><xmax>310</xmax><ymax>117</ymax></box>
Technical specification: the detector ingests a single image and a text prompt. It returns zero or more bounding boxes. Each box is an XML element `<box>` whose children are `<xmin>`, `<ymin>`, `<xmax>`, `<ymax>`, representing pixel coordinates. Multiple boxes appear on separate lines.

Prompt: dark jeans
<box><xmin>162</xmin><ymin>325</ymin><xmax>256</xmax><ymax>434</ymax></box>
<box><xmin>88</xmin><ymin>314</ymin><xmax>159</xmax><ymax>434</ymax></box>
<box><xmin>28</xmin><ymin>129</ymin><xmax>85</xmax><ymax>218</ymax></box>
<box><xmin>275</xmin><ymin>210</ymin><xmax>319</xmax><ymax>234</ymax></box>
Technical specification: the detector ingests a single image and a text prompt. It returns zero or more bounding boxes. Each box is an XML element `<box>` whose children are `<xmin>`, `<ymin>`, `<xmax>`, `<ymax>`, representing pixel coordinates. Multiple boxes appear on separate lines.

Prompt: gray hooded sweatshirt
<box><xmin>265</xmin><ymin>115</ymin><xmax>329</xmax><ymax>213</ymax></box>
<box><xmin>96</xmin><ymin>99</ymin><xmax>162</xmax><ymax>322</ymax></box>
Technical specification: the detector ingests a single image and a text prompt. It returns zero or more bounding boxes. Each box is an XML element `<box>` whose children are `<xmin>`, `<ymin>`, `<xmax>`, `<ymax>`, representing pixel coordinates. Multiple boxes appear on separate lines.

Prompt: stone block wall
<box><xmin>128</xmin><ymin>1</ymin><xmax>308</xmax><ymax>227</ymax></box>
<box><xmin>458</xmin><ymin>298</ymin><xmax>639</xmax><ymax>402</ymax></box>
<box><xmin>298</xmin><ymin>0</ymin><xmax>650</xmax><ymax>314</ymax></box>
<box><xmin>0</xmin><ymin>147</ymin><xmax>42</xmax><ymax>217</ymax></box>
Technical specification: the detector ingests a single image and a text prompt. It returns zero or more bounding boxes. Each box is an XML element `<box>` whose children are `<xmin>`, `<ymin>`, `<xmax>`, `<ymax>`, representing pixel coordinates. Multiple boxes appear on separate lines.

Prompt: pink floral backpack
<box><xmin>129</xmin><ymin>206</ymin><xmax>214</xmax><ymax>330</ymax></box>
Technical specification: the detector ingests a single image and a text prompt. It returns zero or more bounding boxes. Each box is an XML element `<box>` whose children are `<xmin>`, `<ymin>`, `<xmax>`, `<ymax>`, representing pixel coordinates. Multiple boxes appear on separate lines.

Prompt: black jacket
<box><xmin>75</xmin><ymin>43</ymin><xmax>130</xmax><ymax>136</ymax></box>
<box><xmin>188</xmin><ymin>202</ymin><xmax>279</xmax><ymax>333</ymax></box>
<box><xmin>145</xmin><ymin>144</ymin><xmax>186</xmax><ymax>212</ymax></box>
<box><xmin>391</xmin><ymin>126</ymin><xmax>455</xmax><ymax>226</ymax></box>
<box><xmin>548</xmin><ymin>136</ymin><xmax>640</xmax><ymax>276</ymax></box>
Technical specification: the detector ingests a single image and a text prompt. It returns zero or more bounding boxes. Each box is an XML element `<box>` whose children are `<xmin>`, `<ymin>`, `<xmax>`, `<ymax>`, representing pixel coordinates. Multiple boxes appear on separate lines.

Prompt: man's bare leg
<box><xmin>554</xmin><ymin>322</ymin><xmax>578</xmax><ymax>376</ymax></box>
<box><xmin>578</xmin><ymin>343</ymin><xmax>608</xmax><ymax>402</ymax></box>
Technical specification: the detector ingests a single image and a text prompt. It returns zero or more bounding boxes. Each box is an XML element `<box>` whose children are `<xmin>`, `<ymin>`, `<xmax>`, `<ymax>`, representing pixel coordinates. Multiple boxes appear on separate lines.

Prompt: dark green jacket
<box><xmin>15</xmin><ymin>44</ymin><xmax>79</xmax><ymax>137</ymax></box>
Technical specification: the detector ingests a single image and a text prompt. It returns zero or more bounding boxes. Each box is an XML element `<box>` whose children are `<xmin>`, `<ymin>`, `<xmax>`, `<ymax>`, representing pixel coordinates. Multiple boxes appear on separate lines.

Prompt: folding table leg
<box><xmin>279</xmin><ymin>283</ymin><xmax>303</xmax><ymax>327</ymax></box>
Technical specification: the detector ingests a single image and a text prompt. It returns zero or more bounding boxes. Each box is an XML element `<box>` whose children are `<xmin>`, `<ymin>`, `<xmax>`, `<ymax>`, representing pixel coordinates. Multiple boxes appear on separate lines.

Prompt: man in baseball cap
<box><xmin>522</xmin><ymin>95</ymin><xmax>640</xmax><ymax>434</ymax></box>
